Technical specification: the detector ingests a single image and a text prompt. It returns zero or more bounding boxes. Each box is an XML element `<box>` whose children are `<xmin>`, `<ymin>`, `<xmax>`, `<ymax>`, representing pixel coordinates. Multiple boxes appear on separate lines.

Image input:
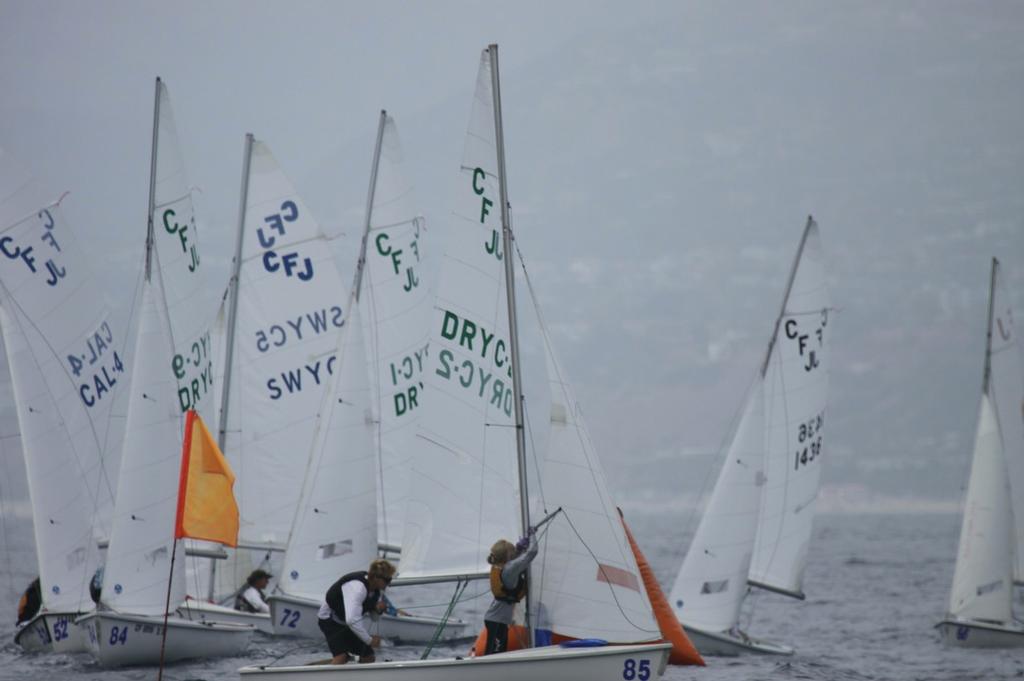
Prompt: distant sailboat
<box><xmin>76</xmin><ymin>78</ymin><xmax>252</xmax><ymax>667</ymax></box>
<box><xmin>936</xmin><ymin>258</ymin><xmax>1024</xmax><ymax>648</ymax></box>
<box><xmin>669</xmin><ymin>217</ymin><xmax>830</xmax><ymax>655</ymax></box>
<box><xmin>0</xmin><ymin>148</ymin><xmax>124</xmax><ymax>654</ymax></box>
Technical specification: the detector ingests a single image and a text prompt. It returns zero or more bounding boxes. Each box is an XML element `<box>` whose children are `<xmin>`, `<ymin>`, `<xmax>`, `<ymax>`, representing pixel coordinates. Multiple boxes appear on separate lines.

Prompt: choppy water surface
<box><xmin>2</xmin><ymin>512</ymin><xmax>1023</xmax><ymax>680</ymax></box>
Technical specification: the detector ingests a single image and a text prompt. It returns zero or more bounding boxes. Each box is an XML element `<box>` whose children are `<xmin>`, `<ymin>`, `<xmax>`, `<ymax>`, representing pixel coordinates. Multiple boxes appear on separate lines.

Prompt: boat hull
<box><xmin>240</xmin><ymin>641</ymin><xmax>672</xmax><ymax>680</ymax></box>
<box><xmin>268</xmin><ymin>594</ymin><xmax>470</xmax><ymax>643</ymax></box>
<box><xmin>178</xmin><ymin>599</ymin><xmax>275</xmax><ymax>634</ymax></box>
<box><xmin>936</xmin><ymin>618</ymin><xmax>1024</xmax><ymax>648</ymax></box>
<box><xmin>78</xmin><ymin>611</ymin><xmax>254</xmax><ymax>666</ymax></box>
<box><xmin>682</xmin><ymin>624</ymin><xmax>793</xmax><ymax>656</ymax></box>
<box><xmin>14</xmin><ymin>611</ymin><xmax>88</xmax><ymax>653</ymax></box>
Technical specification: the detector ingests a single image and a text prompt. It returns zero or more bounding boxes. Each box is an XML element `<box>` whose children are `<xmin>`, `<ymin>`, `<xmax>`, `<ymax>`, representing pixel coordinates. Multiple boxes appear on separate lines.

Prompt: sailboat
<box><xmin>936</xmin><ymin>258</ymin><xmax>1024</xmax><ymax>647</ymax></box>
<box><xmin>0</xmin><ymin>149</ymin><xmax>123</xmax><ymax>654</ymax></box>
<box><xmin>196</xmin><ymin>131</ymin><xmax>462</xmax><ymax>643</ymax></box>
<box><xmin>240</xmin><ymin>44</ymin><xmax>672</xmax><ymax>681</ymax></box>
<box><xmin>190</xmin><ymin>133</ymin><xmax>356</xmax><ymax>634</ymax></box>
<box><xmin>668</xmin><ymin>217</ymin><xmax>830</xmax><ymax>655</ymax></box>
<box><xmin>76</xmin><ymin>78</ymin><xmax>252</xmax><ymax>667</ymax></box>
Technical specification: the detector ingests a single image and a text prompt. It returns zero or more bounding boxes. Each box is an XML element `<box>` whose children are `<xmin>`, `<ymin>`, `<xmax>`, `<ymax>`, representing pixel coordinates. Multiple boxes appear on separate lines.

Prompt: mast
<box><xmin>218</xmin><ymin>133</ymin><xmax>253</xmax><ymax>449</ymax></box>
<box><xmin>353</xmin><ymin>110</ymin><xmax>387</xmax><ymax>302</ymax></box>
<box><xmin>982</xmin><ymin>257</ymin><xmax>999</xmax><ymax>396</ymax></box>
<box><xmin>145</xmin><ymin>77</ymin><xmax>162</xmax><ymax>282</ymax></box>
<box><xmin>489</xmin><ymin>42</ymin><xmax>533</xmax><ymax>646</ymax></box>
<box><xmin>208</xmin><ymin>132</ymin><xmax>253</xmax><ymax>601</ymax></box>
<box><xmin>760</xmin><ymin>215</ymin><xmax>815</xmax><ymax>377</ymax></box>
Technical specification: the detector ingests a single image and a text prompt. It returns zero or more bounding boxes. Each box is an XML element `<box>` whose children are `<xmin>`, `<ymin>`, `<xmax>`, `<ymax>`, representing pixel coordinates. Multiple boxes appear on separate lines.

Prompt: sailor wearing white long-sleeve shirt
<box><xmin>317</xmin><ymin>559</ymin><xmax>396</xmax><ymax>665</ymax></box>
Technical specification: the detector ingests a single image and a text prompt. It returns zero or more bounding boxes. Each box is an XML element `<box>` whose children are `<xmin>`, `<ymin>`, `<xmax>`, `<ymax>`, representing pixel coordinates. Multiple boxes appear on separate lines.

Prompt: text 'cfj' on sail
<box><xmin>668</xmin><ymin>217</ymin><xmax>830</xmax><ymax>656</ymax></box>
<box><xmin>936</xmin><ymin>258</ymin><xmax>1024</xmax><ymax>648</ymax></box>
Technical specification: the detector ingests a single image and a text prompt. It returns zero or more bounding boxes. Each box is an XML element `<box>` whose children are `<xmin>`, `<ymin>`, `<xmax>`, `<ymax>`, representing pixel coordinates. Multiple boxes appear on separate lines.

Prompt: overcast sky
<box><xmin>1</xmin><ymin>1</ymin><xmax>1023</xmax><ymax>518</ymax></box>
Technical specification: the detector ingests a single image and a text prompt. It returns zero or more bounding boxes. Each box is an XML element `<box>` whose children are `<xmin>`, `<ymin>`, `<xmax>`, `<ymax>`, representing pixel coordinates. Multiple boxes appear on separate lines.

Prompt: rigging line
<box><xmin>559</xmin><ymin>509</ymin><xmax>660</xmax><ymax>635</ymax></box>
<box><xmin>420</xmin><ymin>577</ymin><xmax>468</xmax><ymax>660</ymax></box>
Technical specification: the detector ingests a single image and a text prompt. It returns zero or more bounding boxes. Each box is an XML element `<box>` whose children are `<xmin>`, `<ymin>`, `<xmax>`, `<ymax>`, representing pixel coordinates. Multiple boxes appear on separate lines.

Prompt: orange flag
<box><xmin>174</xmin><ymin>410</ymin><xmax>239</xmax><ymax>547</ymax></box>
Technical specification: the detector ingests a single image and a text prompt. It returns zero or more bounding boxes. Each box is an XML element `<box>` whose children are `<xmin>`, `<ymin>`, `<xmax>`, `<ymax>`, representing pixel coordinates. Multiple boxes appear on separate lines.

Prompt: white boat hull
<box><xmin>14</xmin><ymin>611</ymin><xmax>88</xmax><ymax>653</ymax></box>
<box><xmin>682</xmin><ymin>624</ymin><xmax>793</xmax><ymax>656</ymax></box>
<box><xmin>178</xmin><ymin>599</ymin><xmax>275</xmax><ymax>634</ymax></box>
<box><xmin>240</xmin><ymin>641</ymin><xmax>672</xmax><ymax>681</ymax></box>
<box><xmin>268</xmin><ymin>594</ymin><xmax>470</xmax><ymax>643</ymax></box>
<box><xmin>936</xmin><ymin>618</ymin><xmax>1024</xmax><ymax>648</ymax></box>
<box><xmin>78</xmin><ymin>610</ymin><xmax>254</xmax><ymax>666</ymax></box>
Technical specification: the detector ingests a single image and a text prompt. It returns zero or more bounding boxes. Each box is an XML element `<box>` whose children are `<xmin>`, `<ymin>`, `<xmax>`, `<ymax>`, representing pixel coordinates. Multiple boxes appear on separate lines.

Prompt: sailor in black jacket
<box><xmin>317</xmin><ymin>559</ymin><xmax>396</xmax><ymax>664</ymax></box>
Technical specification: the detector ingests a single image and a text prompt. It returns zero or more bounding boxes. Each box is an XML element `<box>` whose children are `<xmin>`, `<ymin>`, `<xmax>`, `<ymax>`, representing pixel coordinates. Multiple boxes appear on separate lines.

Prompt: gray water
<box><xmin>2</xmin><ymin>512</ymin><xmax>1023</xmax><ymax>680</ymax></box>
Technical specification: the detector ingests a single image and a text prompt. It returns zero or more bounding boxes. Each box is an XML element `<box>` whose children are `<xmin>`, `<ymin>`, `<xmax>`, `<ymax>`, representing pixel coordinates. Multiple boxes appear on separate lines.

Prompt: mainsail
<box><xmin>749</xmin><ymin>219</ymin><xmax>830</xmax><ymax>598</ymax></box>
<box><xmin>357</xmin><ymin>112</ymin><xmax>431</xmax><ymax>550</ymax></box>
<box><xmin>219</xmin><ymin>137</ymin><xmax>350</xmax><ymax>551</ymax></box>
<box><xmin>400</xmin><ymin>49</ymin><xmax>520</xmax><ymax>581</ymax></box>
<box><xmin>0</xmin><ymin>148</ymin><xmax>125</xmax><ymax>613</ymax></box>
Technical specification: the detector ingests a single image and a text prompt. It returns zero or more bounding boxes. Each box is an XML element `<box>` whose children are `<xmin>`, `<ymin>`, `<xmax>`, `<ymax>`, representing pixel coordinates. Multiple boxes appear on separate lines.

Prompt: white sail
<box><xmin>221</xmin><ymin>139</ymin><xmax>350</xmax><ymax>549</ymax></box>
<box><xmin>948</xmin><ymin>392</ymin><xmax>1014</xmax><ymax>622</ymax></box>
<box><xmin>359</xmin><ymin>113</ymin><xmax>431</xmax><ymax>549</ymax></box>
<box><xmin>150</xmin><ymin>80</ymin><xmax>215</xmax><ymax>425</ymax></box>
<box><xmin>531</xmin><ymin>327</ymin><xmax>659</xmax><ymax>642</ymax></box>
<box><xmin>987</xmin><ymin>261</ymin><xmax>1024</xmax><ymax>583</ymax></box>
<box><xmin>279</xmin><ymin>302</ymin><xmax>377</xmax><ymax>600</ymax></box>
<box><xmin>103</xmin><ymin>79</ymin><xmax>215</xmax><ymax>616</ymax></box>
<box><xmin>0</xmin><ymin>150</ymin><xmax>126</xmax><ymax>612</ymax></box>
<box><xmin>102</xmin><ymin>277</ymin><xmax>186</xmax><ymax>616</ymax></box>
<box><xmin>668</xmin><ymin>385</ymin><xmax>765</xmax><ymax>633</ymax></box>
<box><xmin>749</xmin><ymin>220</ymin><xmax>830</xmax><ymax>597</ymax></box>
<box><xmin>400</xmin><ymin>49</ymin><xmax>519</xmax><ymax>580</ymax></box>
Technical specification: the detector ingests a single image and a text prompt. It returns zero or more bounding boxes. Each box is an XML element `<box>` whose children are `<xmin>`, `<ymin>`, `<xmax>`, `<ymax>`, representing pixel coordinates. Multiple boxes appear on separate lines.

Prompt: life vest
<box><xmin>325</xmin><ymin>571</ymin><xmax>381</xmax><ymax>618</ymax></box>
<box><xmin>234</xmin><ymin>586</ymin><xmax>266</xmax><ymax>613</ymax></box>
<box><xmin>490</xmin><ymin>565</ymin><xmax>527</xmax><ymax>604</ymax></box>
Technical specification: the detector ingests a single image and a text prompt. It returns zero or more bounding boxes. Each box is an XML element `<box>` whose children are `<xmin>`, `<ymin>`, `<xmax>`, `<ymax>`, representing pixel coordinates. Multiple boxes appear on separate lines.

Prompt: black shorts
<box><xmin>318</xmin><ymin>617</ymin><xmax>374</xmax><ymax>658</ymax></box>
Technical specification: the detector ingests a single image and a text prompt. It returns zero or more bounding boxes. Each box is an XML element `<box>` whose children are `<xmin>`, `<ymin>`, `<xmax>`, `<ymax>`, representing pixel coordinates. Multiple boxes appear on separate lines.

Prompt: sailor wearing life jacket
<box><xmin>234</xmin><ymin>569</ymin><xmax>272</xmax><ymax>614</ymax></box>
<box><xmin>483</xmin><ymin>530</ymin><xmax>538</xmax><ymax>655</ymax></box>
<box><xmin>317</xmin><ymin>559</ymin><xmax>396</xmax><ymax>665</ymax></box>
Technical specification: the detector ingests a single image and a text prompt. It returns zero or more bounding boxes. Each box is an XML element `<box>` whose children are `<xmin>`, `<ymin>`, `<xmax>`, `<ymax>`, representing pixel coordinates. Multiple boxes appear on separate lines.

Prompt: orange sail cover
<box><xmin>174</xmin><ymin>410</ymin><xmax>239</xmax><ymax>547</ymax></box>
<box><xmin>619</xmin><ymin>508</ymin><xmax>705</xmax><ymax>666</ymax></box>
